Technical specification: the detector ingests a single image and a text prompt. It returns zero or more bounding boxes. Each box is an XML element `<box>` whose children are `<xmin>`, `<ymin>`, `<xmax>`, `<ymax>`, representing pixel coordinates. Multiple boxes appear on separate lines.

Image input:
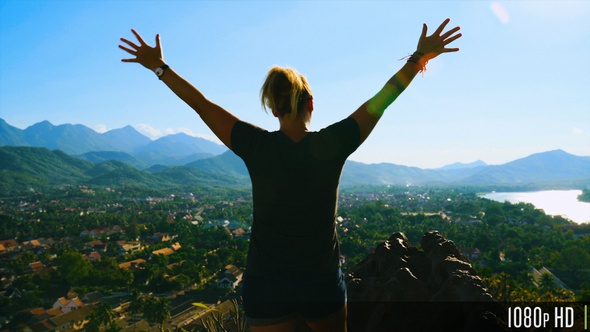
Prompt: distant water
<box><xmin>482</xmin><ymin>190</ymin><xmax>590</xmax><ymax>224</ymax></box>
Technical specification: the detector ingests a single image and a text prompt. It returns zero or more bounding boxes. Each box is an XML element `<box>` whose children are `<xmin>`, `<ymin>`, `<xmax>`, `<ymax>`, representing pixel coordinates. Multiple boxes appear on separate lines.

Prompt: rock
<box><xmin>346</xmin><ymin>231</ymin><xmax>507</xmax><ymax>332</ymax></box>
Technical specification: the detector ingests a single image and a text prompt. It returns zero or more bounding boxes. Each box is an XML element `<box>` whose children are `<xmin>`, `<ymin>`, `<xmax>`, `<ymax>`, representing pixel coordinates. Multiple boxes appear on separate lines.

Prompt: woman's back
<box><xmin>231</xmin><ymin>117</ymin><xmax>360</xmax><ymax>277</ymax></box>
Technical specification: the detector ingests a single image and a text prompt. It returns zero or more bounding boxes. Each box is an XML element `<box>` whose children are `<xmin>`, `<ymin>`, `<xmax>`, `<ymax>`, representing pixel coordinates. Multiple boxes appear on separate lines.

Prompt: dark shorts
<box><xmin>242</xmin><ymin>268</ymin><xmax>347</xmax><ymax>326</ymax></box>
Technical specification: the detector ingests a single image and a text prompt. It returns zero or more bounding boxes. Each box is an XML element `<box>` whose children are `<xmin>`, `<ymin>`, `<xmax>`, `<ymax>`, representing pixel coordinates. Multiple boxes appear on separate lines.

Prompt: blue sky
<box><xmin>1</xmin><ymin>1</ymin><xmax>589</xmax><ymax>169</ymax></box>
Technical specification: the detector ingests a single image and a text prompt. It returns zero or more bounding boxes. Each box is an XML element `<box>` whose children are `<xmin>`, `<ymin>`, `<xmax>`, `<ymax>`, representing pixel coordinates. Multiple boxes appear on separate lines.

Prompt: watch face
<box><xmin>155</xmin><ymin>68</ymin><xmax>163</xmax><ymax>76</ymax></box>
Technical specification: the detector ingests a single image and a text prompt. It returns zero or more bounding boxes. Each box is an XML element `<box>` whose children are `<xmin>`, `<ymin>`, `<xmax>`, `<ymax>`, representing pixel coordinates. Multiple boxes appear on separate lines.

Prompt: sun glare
<box><xmin>491</xmin><ymin>1</ymin><xmax>510</xmax><ymax>24</ymax></box>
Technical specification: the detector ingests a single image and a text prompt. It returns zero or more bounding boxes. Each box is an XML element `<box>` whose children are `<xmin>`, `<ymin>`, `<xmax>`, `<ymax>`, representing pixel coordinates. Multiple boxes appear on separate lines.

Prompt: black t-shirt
<box><xmin>231</xmin><ymin>117</ymin><xmax>361</xmax><ymax>277</ymax></box>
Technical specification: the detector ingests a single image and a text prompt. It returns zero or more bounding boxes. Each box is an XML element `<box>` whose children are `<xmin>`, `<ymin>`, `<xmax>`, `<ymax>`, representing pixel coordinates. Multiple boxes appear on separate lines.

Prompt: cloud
<box><xmin>135</xmin><ymin>123</ymin><xmax>221</xmax><ymax>143</ymax></box>
<box><xmin>491</xmin><ymin>1</ymin><xmax>510</xmax><ymax>24</ymax></box>
<box><xmin>94</xmin><ymin>124</ymin><xmax>108</xmax><ymax>133</ymax></box>
<box><xmin>573</xmin><ymin>127</ymin><xmax>590</xmax><ymax>138</ymax></box>
<box><xmin>136</xmin><ymin>123</ymin><xmax>163</xmax><ymax>139</ymax></box>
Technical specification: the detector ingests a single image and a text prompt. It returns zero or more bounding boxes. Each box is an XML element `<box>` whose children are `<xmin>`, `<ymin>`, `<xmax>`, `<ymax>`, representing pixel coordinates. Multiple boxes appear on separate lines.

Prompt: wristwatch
<box><xmin>154</xmin><ymin>65</ymin><xmax>169</xmax><ymax>80</ymax></box>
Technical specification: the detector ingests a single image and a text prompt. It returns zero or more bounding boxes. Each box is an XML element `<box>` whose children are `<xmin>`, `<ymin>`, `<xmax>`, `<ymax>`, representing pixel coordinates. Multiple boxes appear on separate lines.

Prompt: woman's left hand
<box><xmin>119</xmin><ymin>29</ymin><xmax>165</xmax><ymax>71</ymax></box>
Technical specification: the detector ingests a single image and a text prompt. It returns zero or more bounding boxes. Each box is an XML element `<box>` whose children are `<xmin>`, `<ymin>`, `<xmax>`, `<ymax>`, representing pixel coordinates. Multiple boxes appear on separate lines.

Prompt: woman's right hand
<box><xmin>416</xmin><ymin>18</ymin><xmax>462</xmax><ymax>62</ymax></box>
<box><xmin>119</xmin><ymin>29</ymin><xmax>166</xmax><ymax>71</ymax></box>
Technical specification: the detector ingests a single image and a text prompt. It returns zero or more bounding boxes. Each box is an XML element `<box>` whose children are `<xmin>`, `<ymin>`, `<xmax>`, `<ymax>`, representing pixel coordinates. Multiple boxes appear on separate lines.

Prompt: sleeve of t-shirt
<box><xmin>230</xmin><ymin>120</ymin><xmax>267</xmax><ymax>161</ymax></box>
<box><xmin>325</xmin><ymin>117</ymin><xmax>361</xmax><ymax>156</ymax></box>
<box><xmin>313</xmin><ymin>117</ymin><xmax>361</xmax><ymax>160</ymax></box>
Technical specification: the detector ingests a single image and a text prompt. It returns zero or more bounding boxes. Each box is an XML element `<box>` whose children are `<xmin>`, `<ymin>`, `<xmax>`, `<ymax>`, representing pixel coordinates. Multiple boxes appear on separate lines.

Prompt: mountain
<box><xmin>2</xmin><ymin>118</ymin><xmax>589</xmax><ymax>191</ymax></box>
<box><xmin>77</xmin><ymin>151</ymin><xmax>149</xmax><ymax>169</ymax></box>
<box><xmin>342</xmin><ymin>150</ymin><xmax>590</xmax><ymax>188</ymax></box>
<box><xmin>84</xmin><ymin>160</ymin><xmax>175</xmax><ymax>188</ymax></box>
<box><xmin>186</xmin><ymin>150</ymin><xmax>249</xmax><ymax>180</ymax></box>
<box><xmin>187</xmin><ymin>150</ymin><xmax>580</xmax><ymax>188</ymax></box>
<box><xmin>0</xmin><ymin>146</ymin><xmax>244</xmax><ymax>193</ymax></box>
<box><xmin>139</xmin><ymin>133</ymin><xmax>226</xmax><ymax>155</ymax></box>
<box><xmin>0</xmin><ymin>118</ymin><xmax>227</xmax><ymax>167</ymax></box>
<box><xmin>2</xmin><ymin>146</ymin><xmax>589</xmax><ymax>193</ymax></box>
<box><xmin>435</xmin><ymin>160</ymin><xmax>488</xmax><ymax>170</ymax></box>
<box><xmin>0</xmin><ymin>146</ymin><xmax>94</xmax><ymax>190</ymax></box>
<box><xmin>342</xmin><ymin>161</ymin><xmax>447</xmax><ymax>186</ymax></box>
<box><xmin>134</xmin><ymin>133</ymin><xmax>225</xmax><ymax>166</ymax></box>
<box><xmin>0</xmin><ymin>119</ymin><xmax>27</xmax><ymax>146</ymax></box>
<box><xmin>22</xmin><ymin>121</ymin><xmax>118</xmax><ymax>154</ymax></box>
<box><xmin>100</xmin><ymin>125</ymin><xmax>151</xmax><ymax>153</ymax></box>
<box><xmin>458</xmin><ymin>150</ymin><xmax>590</xmax><ymax>186</ymax></box>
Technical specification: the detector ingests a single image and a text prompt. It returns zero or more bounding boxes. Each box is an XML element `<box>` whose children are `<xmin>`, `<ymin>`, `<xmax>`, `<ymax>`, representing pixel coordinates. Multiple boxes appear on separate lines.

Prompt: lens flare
<box><xmin>491</xmin><ymin>1</ymin><xmax>510</xmax><ymax>24</ymax></box>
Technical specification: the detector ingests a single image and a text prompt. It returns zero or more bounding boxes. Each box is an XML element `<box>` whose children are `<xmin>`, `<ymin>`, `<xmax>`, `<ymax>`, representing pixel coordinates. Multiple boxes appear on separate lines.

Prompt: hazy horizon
<box><xmin>4</xmin><ymin>116</ymin><xmax>588</xmax><ymax>170</ymax></box>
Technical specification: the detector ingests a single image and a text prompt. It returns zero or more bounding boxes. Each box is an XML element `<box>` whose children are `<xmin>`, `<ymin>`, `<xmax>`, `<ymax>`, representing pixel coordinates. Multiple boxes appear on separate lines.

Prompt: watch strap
<box><xmin>155</xmin><ymin>65</ymin><xmax>169</xmax><ymax>80</ymax></box>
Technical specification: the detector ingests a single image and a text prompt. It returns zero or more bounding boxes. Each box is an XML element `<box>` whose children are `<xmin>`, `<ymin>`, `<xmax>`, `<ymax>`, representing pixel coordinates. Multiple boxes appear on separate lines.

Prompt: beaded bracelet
<box><xmin>402</xmin><ymin>51</ymin><xmax>428</xmax><ymax>74</ymax></box>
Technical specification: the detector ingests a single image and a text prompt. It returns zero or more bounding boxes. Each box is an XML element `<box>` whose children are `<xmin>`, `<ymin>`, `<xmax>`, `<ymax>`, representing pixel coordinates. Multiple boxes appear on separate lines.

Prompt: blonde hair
<box><xmin>260</xmin><ymin>66</ymin><xmax>312</xmax><ymax>118</ymax></box>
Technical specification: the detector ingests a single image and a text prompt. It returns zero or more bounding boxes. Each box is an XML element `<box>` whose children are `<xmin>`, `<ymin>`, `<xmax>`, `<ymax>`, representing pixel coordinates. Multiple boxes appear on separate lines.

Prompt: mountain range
<box><xmin>1</xmin><ymin>118</ymin><xmax>590</xmax><ymax>192</ymax></box>
<box><xmin>0</xmin><ymin>118</ymin><xmax>227</xmax><ymax>167</ymax></box>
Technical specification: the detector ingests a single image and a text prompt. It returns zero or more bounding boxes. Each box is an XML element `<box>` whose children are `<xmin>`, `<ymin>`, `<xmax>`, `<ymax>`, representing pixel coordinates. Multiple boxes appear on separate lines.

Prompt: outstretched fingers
<box><xmin>421</xmin><ymin>23</ymin><xmax>428</xmax><ymax>40</ymax></box>
<box><xmin>118</xmin><ymin>44</ymin><xmax>133</xmax><ymax>54</ymax></box>
<box><xmin>118</xmin><ymin>39</ymin><xmax>138</xmax><ymax>62</ymax></box>
<box><xmin>118</xmin><ymin>29</ymin><xmax>148</xmax><ymax>57</ymax></box>
<box><xmin>433</xmin><ymin>18</ymin><xmax>451</xmax><ymax>37</ymax></box>
<box><xmin>444</xmin><ymin>33</ymin><xmax>462</xmax><ymax>46</ymax></box>
<box><xmin>441</xmin><ymin>29</ymin><xmax>462</xmax><ymax>52</ymax></box>
<box><xmin>130</xmin><ymin>29</ymin><xmax>147</xmax><ymax>46</ymax></box>
<box><xmin>120</xmin><ymin>37</ymin><xmax>139</xmax><ymax>50</ymax></box>
<box><xmin>436</xmin><ymin>19</ymin><xmax>461</xmax><ymax>53</ymax></box>
<box><xmin>442</xmin><ymin>46</ymin><xmax>460</xmax><ymax>53</ymax></box>
<box><xmin>155</xmin><ymin>34</ymin><xmax>161</xmax><ymax>50</ymax></box>
<box><xmin>441</xmin><ymin>26</ymin><xmax>461</xmax><ymax>41</ymax></box>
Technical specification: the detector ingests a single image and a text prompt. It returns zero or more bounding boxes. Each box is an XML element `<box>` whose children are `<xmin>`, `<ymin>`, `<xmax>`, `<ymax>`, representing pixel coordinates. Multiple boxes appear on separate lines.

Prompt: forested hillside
<box><xmin>2</xmin><ymin>146</ymin><xmax>590</xmax><ymax>194</ymax></box>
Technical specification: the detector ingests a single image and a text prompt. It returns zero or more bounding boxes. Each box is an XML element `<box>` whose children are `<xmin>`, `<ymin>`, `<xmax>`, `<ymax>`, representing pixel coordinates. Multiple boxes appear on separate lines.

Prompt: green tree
<box><xmin>55</xmin><ymin>251</ymin><xmax>92</xmax><ymax>285</ymax></box>
<box><xmin>127</xmin><ymin>289</ymin><xmax>144</xmax><ymax>332</ymax></box>
<box><xmin>127</xmin><ymin>289</ymin><xmax>144</xmax><ymax>316</ymax></box>
<box><xmin>516</xmin><ymin>270</ymin><xmax>535</xmax><ymax>288</ymax></box>
<box><xmin>87</xmin><ymin>302</ymin><xmax>117</xmax><ymax>332</ymax></box>
<box><xmin>126</xmin><ymin>219</ymin><xmax>140</xmax><ymax>240</ymax></box>
<box><xmin>143</xmin><ymin>295</ymin><xmax>171</xmax><ymax>331</ymax></box>
<box><xmin>578</xmin><ymin>189</ymin><xmax>590</xmax><ymax>202</ymax></box>
<box><xmin>172</xmin><ymin>273</ymin><xmax>191</xmax><ymax>291</ymax></box>
<box><xmin>483</xmin><ymin>203</ymin><xmax>505</xmax><ymax>226</ymax></box>
<box><xmin>556</xmin><ymin>245</ymin><xmax>590</xmax><ymax>271</ymax></box>
<box><xmin>539</xmin><ymin>273</ymin><xmax>555</xmax><ymax>293</ymax></box>
<box><xmin>176</xmin><ymin>259</ymin><xmax>204</xmax><ymax>282</ymax></box>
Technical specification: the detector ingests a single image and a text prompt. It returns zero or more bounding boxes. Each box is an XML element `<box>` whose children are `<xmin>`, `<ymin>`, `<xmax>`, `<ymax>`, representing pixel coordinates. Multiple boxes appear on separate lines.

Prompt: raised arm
<box><xmin>119</xmin><ymin>29</ymin><xmax>238</xmax><ymax>149</ymax></box>
<box><xmin>349</xmin><ymin>18</ymin><xmax>462</xmax><ymax>143</ymax></box>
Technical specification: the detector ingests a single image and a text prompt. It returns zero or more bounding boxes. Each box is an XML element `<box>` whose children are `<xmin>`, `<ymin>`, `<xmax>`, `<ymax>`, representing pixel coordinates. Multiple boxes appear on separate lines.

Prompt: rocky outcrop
<box><xmin>346</xmin><ymin>231</ymin><xmax>507</xmax><ymax>332</ymax></box>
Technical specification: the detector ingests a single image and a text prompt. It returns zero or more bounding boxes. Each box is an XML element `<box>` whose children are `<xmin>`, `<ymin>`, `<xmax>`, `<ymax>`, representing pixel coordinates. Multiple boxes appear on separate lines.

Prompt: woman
<box><xmin>120</xmin><ymin>18</ymin><xmax>461</xmax><ymax>332</ymax></box>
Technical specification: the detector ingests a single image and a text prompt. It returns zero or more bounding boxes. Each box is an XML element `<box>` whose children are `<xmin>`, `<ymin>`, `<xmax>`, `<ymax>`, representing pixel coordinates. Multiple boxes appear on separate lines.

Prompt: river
<box><xmin>481</xmin><ymin>190</ymin><xmax>590</xmax><ymax>224</ymax></box>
